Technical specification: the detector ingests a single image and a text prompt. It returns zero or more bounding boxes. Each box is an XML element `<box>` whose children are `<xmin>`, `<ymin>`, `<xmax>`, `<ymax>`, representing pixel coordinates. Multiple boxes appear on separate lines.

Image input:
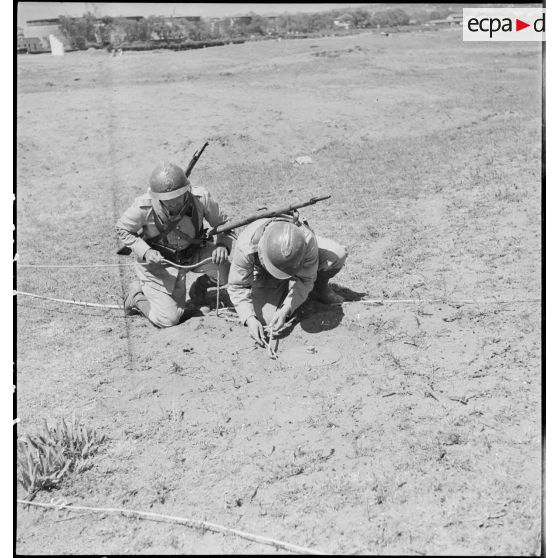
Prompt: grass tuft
<box><xmin>17</xmin><ymin>415</ymin><xmax>105</xmax><ymax>498</ymax></box>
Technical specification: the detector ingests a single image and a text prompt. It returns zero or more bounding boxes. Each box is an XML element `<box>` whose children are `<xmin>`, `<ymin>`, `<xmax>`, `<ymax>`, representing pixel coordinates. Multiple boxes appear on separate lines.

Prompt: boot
<box><xmin>188</xmin><ymin>274</ymin><xmax>215</xmax><ymax>307</ymax></box>
<box><xmin>123</xmin><ymin>281</ymin><xmax>151</xmax><ymax>317</ymax></box>
<box><xmin>311</xmin><ymin>270</ymin><xmax>344</xmax><ymax>304</ymax></box>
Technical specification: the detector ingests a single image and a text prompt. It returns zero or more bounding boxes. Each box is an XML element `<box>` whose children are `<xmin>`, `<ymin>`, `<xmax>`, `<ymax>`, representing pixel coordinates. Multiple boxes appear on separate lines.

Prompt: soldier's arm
<box><xmin>281</xmin><ymin>237</ymin><xmax>319</xmax><ymax>314</ymax></box>
<box><xmin>226</xmin><ymin>248</ymin><xmax>257</xmax><ymax>325</ymax></box>
<box><xmin>197</xmin><ymin>187</ymin><xmax>236</xmax><ymax>252</ymax></box>
<box><xmin>115</xmin><ymin>204</ymin><xmax>152</xmax><ymax>261</ymax></box>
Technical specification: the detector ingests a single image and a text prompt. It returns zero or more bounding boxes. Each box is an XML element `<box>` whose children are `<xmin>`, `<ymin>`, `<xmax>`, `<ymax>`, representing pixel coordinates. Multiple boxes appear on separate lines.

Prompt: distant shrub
<box><xmin>430</xmin><ymin>8</ymin><xmax>453</xmax><ymax>21</ymax></box>
<box><xmin>350</xmin><ymin>9</ymin><xmax>374</xmax><ymax>28</ymax></box>
<box><xmin>59</xmin><ymin>12</ymin><xmax>97</xmax><ymax>46</ymax></box>
<box><xmin>371</xmin><ymin>8</ymin><xmax>411</xmax><ymax>28</ymax></box>
<box><xmin>73</xmin><ymin>36</ymin><xmax>86</xmax><ymax>50</ymax></box>
<box><xmin>118</xmin><ymin>38</ymin><xmax>244</xmax><ymax>51</ymax></box>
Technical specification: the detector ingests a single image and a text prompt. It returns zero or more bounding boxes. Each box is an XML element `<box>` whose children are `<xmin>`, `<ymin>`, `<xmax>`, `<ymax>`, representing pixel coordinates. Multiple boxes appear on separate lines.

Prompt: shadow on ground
<box><xmin>297</xmin><ymin>283</ymin><xmax>368</xmax><ymax>334</ymax></box>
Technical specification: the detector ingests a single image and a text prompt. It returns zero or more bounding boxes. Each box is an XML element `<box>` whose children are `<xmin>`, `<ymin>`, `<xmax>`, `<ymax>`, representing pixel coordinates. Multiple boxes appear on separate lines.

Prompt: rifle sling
<box><xmin>147</xmin><ymin>201</ymin><xmax>193</xmax><ymax>245</ymax></box>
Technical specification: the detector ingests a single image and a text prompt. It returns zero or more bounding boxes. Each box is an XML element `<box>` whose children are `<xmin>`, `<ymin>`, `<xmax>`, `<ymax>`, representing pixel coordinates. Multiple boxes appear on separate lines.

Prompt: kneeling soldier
<box><xmin>116</xmin><ymin>162</ymin><xmax>234</xmax><ymax>328</ymax></box>
<box><xmin>227</xmin><ymin>215</ymin><xmax>348</xmax><ymax>345</ymax></box>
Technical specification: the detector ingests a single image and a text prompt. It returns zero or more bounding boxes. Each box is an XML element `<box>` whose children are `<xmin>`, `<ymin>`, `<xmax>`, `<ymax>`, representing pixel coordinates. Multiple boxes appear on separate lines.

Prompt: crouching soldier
<box><xmin>115</xmin><ymin>162</ymin><xmax>234</xmax><ymax>327</ymax></box>
<box><xmin>227</xmin><ymin>215</ymin><xmax>347</xmax><ymax>345</ymax></box>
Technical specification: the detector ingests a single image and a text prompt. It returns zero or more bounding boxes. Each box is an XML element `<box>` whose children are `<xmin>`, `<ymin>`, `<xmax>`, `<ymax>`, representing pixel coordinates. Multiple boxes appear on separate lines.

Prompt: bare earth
<box><xmin>16</xmin><ymin>28</ymin><xmax>542</xmax><ymax>555</ymax></box>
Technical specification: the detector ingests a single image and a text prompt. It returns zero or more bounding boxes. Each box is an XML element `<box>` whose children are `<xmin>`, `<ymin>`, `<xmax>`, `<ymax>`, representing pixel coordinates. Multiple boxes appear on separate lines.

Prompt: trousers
<box><xmin>138</xmin><ymin>244</ymin><xmax>230</xmax><ymax>328</ymax></box>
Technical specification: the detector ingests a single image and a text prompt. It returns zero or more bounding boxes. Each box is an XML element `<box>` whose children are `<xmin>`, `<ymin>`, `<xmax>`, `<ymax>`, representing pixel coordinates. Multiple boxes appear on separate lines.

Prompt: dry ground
<box><xmin>16</xmin><ymin>27</ymin><xmax>542</xmax><ymax>555</ymax></box>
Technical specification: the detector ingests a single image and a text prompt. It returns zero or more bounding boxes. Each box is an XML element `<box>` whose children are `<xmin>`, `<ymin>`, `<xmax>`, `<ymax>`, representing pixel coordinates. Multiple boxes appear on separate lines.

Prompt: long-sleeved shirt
<box><xmin>115</xmin><ymin>186</ymin><xmax>234</xmax><ymax>293</ymax></box>
<box><xmin>227</xmin><ymin>218</ymin><xmax>319</xmax><ymax>324</ymax></box>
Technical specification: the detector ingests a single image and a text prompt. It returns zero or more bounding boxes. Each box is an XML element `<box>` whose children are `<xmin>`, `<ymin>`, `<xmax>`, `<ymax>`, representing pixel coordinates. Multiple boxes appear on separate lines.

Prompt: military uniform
<box><xmin>116</xmin><ymin>186</ymin><xmax>234</xmax><ymax>327</ymax></box>
<box><xmin>227</xmin><ymin>217</ymin><xmax>347</xmax><ymax>326</ymax></box>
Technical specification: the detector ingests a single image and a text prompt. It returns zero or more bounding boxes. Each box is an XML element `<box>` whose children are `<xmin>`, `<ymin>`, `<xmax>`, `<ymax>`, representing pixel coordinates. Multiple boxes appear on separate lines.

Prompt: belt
<box><xmin>147</xmin><ymin>241</ymin><xmax>204</xmax><ymax>265</ymax></box>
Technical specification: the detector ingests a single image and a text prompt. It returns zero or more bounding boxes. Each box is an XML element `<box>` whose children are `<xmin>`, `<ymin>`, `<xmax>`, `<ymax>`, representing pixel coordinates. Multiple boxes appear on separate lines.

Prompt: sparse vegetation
<box><xmin>17</xmin><ymin>416</ymin><xmax>105</xmax><ymax>498</ymax></box>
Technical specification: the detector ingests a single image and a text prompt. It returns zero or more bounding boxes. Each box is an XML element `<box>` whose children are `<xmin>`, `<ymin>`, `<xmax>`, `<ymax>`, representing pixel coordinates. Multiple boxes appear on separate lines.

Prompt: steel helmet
<box><xmin>148</xmin><ymin>162</ymin><xmax>191</xmax><ymax>201</ymax></box>
<box><xmin>258</xmin><ymin>221</ymin><xmax>306</xmax><ymax>280</ymax></box>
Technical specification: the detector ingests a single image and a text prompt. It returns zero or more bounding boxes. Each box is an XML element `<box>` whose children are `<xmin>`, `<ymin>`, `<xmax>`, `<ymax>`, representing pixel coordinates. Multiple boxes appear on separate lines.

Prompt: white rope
<box><xmin>15</xmin><ymin>258</ymin><xmax>540</xmax><ymax>307</ymax></box>
<box><xmin>216</xmin><ymin>268</ymin><xmax>221</xmax><ymax>317</ymax></box>
<box><xmin>261</xmin><ymin>317</ymin><xmax>295</xmax><ymax>359</ymax></box>
<box><xmin>340</xmin><ymin>297</ymin><xmax>541</xmax><ymax>305</ymax></box>
<box><xmin>17</xmin><ymin>262</ymin><xmax>136</xmax><ymax>268</ymax></box>
<box><xmin>15</xmin><ymin>291</ymin><xmax>123</xmax><ymax>310</ymax></box>
<box><xmin>17</xmin><ymin>499</ymin><xmax>326</xmax><ymax>555</ymax></box>
<box><xmin>16</xmin><ymin>258</ymin><xmax>213</xmax><ymax>271</ymax></box>
<box><xmin>15</xmin><ymin>258</ymin><xmax>214</xmax><ymax>311</ymax></box>
<box><xmin>262</xmin><ymin>328</ymin><xmax>279</xmax><ymax>359</ymax></box>
<box><xmin>161</xmin><ymin>257</ymin><xmax>213</xmax><ymax>270</ymax></box>
<box><xmin>15</xmin><ymin>290</ymin><xmax>542</xmax><ymax>314</ymax></box>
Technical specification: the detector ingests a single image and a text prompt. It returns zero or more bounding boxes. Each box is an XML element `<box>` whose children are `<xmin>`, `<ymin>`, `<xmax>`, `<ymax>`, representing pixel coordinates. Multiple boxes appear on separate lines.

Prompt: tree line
<box><xmin>58</xmin><ymin>8</ymin><xmax>413</xmax><ymax>49</ymax></box>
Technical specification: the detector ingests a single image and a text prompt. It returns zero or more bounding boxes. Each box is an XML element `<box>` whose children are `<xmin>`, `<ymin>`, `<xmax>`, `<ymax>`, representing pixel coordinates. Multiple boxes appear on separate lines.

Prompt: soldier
<box><xmin>227</xmin><ymin>215</ymin><xmax>348</xmax><ymax>346</ymax></box>
<box><xmin>116</xmin><ymin>162</ymin><xmax>234</xmax><ymax>328</ymax></box>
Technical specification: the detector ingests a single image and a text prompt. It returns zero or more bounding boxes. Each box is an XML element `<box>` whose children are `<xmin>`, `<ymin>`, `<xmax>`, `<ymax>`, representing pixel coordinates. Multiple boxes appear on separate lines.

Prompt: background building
<box><xmin>17</xmin><ymin>36</ymin><xmax>44</xmax><ymax>53</ymax></box>
<box><xmin>23</xmin><ymin>18</ymin><xmax>72</xmax><ymax>50</ymax></box>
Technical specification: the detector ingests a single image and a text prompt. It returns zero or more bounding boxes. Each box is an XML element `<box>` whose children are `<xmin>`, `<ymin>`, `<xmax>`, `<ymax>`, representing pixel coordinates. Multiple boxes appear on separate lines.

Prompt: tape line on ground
<box><xmin>17</xmin><ymin>499</ymin><xmax>327</xmax><ymax>555</ymax></box>
<box><xmin>17</xmin><ymin>263</ymin><xmax>135</xmax><ymax>268</ymax></box>
<box><xmin>15</xmin><ymin>291</ymin><xmax>123</xmax><ymax>310</ymax></box>
<box><xmin>343</xmin><ymin>297</ymin><xmax>541</xmax><ymax>305</ymax></box>
<box><xmin>16</xmin><ymin>257</ymin><xmax>213</xmax><ymax>270</ymax></box>
<box><xmin>15</xmin><ymin>290</ymin><xmax>541</xmax><ymax>312</ymax></box>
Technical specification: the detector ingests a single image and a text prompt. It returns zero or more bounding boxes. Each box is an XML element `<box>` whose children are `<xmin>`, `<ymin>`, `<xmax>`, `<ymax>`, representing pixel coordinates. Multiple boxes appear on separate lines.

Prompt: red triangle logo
<box><xmin>516</xmin><ymin>19</ymin><xmax>530</xmax><ymax>31</ymax></box>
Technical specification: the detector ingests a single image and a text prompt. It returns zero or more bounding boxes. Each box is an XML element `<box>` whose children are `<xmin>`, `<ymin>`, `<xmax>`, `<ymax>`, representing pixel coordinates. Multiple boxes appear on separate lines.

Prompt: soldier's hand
<box><xmin>246</xmin><ymin>316</ymin><xmax>265</xmax><ymax>347</ymax></box>
<box><xmin>145</xmin><ymin>249</ymin><xmax>163</xmax><ymax>264</ymax></box>
<box><xmin>212</xmin><ymin>245</ymin><xmax>228</xmax><ymax>264</ymax></box>
<box><xmin>269</xmin><ymin>306</ymin><xmax>291</xmax><ymax>334</ymax></box>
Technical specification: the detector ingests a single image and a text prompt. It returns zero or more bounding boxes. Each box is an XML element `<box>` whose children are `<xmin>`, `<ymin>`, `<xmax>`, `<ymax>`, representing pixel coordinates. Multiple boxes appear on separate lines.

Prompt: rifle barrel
<box><xmin>185</xmin><ymin>141</ymin><xmax>209</xmax><ymax>177</ymax></box>
<box><xmin>207</xmin><ymin>194</ymin><xmax>331</xmax><ymax>236</ymax></box>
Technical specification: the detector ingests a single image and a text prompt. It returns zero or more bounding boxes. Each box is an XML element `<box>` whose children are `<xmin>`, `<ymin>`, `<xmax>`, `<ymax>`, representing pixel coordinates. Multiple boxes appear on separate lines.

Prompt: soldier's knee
<box><xmin>148</xmin><ymin>307</ymin><xmax>183</xmax><ymax>328</ymax></box>
<box><xmin>328</xmin><ymin>244</ymin><xmax>348</xmax><ymax>272</ymax></box>
<box><xmin>318</xmin><ymin>238</ymin><xmax>348</xmax><ymax>272</ymax></box>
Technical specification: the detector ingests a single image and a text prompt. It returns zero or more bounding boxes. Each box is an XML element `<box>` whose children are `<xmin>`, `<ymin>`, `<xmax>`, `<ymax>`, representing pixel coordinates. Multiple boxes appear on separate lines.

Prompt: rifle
<box><xmin>185</xmin><ymin>141</ymin><xmax>209</xmax><ymax>178</ymax></box>
<box><xmin>206</xmin><ymin>194</ymin><xmax>331</xmax><ymax>237</ymax></box>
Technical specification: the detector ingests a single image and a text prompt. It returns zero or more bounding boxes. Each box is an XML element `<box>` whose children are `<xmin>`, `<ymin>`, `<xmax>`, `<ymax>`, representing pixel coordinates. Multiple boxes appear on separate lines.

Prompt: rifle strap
<box><xmin>147</xmin><ymin>200</ymin><xmax>193</xmax><ymax>245</ymax></box>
